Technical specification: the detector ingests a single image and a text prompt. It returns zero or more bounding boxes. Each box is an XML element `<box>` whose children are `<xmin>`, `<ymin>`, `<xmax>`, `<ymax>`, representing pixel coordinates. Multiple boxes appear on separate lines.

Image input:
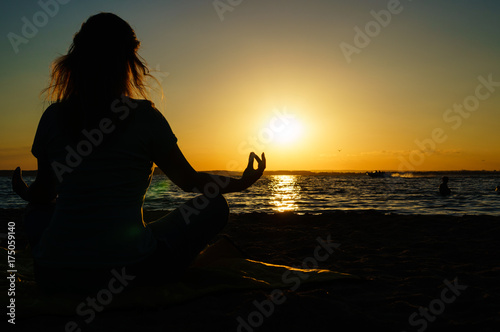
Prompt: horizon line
<box><xmin>1</xmin><ymin>169</ymin><xmax>498</xmax><ymax>175</ymax></box>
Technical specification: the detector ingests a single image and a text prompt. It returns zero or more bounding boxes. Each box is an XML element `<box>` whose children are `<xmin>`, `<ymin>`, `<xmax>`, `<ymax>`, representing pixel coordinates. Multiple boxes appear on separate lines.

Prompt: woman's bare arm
<box><xmin>153</xmin><ymin>144</ymin><xmax>265</xmax><ymax>194</ymax></box>
<box><xmin>12</xmin><ymin>160</ymin><xmax>57</xmax><ymax>204</ymax></box>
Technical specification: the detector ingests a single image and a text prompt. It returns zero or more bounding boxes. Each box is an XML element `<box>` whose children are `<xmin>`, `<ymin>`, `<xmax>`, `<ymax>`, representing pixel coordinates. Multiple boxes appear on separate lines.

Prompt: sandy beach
<box><xmin>2</xmin><ymin>208</ymin><xmax>499</xmax><ymax>331</ymax></box>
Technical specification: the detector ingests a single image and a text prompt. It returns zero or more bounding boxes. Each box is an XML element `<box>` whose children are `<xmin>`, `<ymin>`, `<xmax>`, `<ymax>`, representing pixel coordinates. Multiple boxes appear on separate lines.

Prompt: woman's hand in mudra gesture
<box><xmin>241</xmin><ymin>152</ymin><xmax>266</xmax><ymax>189</ymax></box>
<box><xmin>12</xmin><ymin>167</ymin><xmax>29</xmax><ymax>200</ymax></box>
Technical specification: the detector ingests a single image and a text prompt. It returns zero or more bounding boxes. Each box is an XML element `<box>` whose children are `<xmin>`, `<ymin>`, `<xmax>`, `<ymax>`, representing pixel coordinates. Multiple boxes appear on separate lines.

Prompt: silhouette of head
<box><xmin>442</xmin><ymin>176</ymin><xmax>449</xmax><ymax>184</ymax></box>
<box><xmin>46</xmin><ymin>13</ymin><xmax>149</xmax><ymax>102</ymax></box>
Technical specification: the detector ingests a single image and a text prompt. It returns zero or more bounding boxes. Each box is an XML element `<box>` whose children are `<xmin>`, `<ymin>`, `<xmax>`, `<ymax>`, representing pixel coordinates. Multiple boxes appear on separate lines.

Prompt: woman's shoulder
<box><xmin>127</xmin><ymin>98</ymin><xmax>154</xmax><ymax>108</ymax></box>
<box><xmin>38</xmin><ymin>101</ymin><xmax>64</xmax><ymax>124</ymax></box>
<box><xmin>43</xmin><ymin>101</ymin><xmax>64</xmax><ymax>112</ymax></box>
<box><xmin>127</xmin><ymin>98</ymin><xmax>166</xmax><ymax>120</ymax></box>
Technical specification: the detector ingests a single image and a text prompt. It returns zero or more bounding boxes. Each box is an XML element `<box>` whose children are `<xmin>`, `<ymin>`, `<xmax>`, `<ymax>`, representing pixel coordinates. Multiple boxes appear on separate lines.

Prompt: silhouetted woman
<box><xmin>12</xmin><ymin>13</ymin><xmax>265</xmax><ymax>294</ymax></box>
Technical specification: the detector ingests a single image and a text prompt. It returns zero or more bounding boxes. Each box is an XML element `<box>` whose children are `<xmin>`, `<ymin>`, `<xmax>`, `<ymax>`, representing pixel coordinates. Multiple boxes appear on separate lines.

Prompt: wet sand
<box><xmin>2</xmin><ymin>208</ymin><xmax>499</xmax><ymax>331</ymax></box>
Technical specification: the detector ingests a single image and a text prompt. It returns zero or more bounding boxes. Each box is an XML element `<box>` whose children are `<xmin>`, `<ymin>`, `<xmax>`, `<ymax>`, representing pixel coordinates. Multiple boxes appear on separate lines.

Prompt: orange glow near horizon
<box><xmin>1</xmin><ymin>2</ymin><xmax>499</xmax><ymax>172</ymax></box>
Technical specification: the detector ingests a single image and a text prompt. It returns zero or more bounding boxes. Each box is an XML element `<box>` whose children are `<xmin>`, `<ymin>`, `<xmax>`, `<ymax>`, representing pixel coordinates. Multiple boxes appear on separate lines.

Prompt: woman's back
<box><xmin>32</xmin><ymin>99</ymin><xmax>177</xmax><ymax>268</ymax></box>
<box><xmin>12</xmin><ymin>12</ymin><xmax>265</xmax><ymax>294</ymax></box>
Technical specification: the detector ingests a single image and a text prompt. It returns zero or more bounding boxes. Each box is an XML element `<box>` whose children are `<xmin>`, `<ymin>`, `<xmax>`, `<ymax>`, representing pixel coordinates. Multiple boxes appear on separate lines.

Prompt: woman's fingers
<box><xmin>253</xmin><ymin>153</ymin><xmax>265</xmax><ymax>173</ymax></box>
<box><xmin>247</xmin><ymin>152</ymin><xmax>266</xmax><ymax>172</ymax></box>
<box><xmin>12</xmin><ymin>167</ymin><xmax>22</xmax><ymax>183</ymax></box>
<box><xmin>242</xmin><ymin>152</ymin><xmax>266</xmax><ymax>189</ymax></box>
<box><xmin>246</xmin><ymin>152</ymin><xmax>256</xmax><ymax>170</ymax></box>
<box><xmin>259</xmin><ymin>153</ymin><xmax>266</xmax><ymax>171</ymax></box>
<box><xmin>12</xmin><ymin>166</ymin><xmax>29</xmax><ymax>197</ymax></box>
<box><xmin>244</xmin><ymin>152</ymin><xmax>266</xmax><ymax>180</ymax></box>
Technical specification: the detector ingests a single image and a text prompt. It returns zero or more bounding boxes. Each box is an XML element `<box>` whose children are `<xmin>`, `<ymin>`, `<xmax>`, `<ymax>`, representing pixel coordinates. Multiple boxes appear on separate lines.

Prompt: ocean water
<box><xmin>1</xmin><ymin>173</ymin><xmax>499</xmax><ymax>216</ymax></box>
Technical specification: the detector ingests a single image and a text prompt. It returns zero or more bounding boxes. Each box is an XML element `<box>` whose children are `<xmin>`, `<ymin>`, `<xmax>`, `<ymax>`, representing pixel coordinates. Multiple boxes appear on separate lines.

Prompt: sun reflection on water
<box><xmin>269</xmin><ymin>175</ymin><xmax>301</xmax><ymax>212</ymax></box>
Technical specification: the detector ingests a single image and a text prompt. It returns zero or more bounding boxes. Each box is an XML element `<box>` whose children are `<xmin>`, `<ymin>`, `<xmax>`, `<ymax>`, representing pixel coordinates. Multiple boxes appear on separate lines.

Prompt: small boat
<box><xmin>366</xmin><ymin>171</ymin><xmax>387</xmax><ymax>178</ymax></box>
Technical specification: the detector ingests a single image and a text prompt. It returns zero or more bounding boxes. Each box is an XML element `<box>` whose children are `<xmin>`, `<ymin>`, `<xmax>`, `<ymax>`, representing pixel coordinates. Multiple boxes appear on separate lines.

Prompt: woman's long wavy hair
<box><xmin>44</xmin><ymin>13</ymin><xmax>150</xmax><ymax>104</ymax></box>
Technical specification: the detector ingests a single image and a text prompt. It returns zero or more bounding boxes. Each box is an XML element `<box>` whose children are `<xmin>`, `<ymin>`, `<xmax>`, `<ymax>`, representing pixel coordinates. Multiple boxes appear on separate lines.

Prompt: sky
<box><xmin>0</xmin><ymin>0</ymin><xmax>499</xmax><ymax>172</ymax></box>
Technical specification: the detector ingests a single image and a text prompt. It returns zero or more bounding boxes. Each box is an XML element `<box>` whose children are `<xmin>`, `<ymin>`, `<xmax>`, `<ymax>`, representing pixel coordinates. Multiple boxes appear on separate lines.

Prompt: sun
<box><xmin>274</xmin><ymin>117</ymin><xmax>303</xmax><ymax>144</ymax></box>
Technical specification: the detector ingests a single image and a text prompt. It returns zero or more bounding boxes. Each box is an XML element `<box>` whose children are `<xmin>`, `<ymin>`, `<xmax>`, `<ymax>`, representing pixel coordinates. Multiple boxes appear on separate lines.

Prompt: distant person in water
<box><xmin>11</xmin><ymin>13</ymin><xmax>266</xmax><ymax>294</ymax></box>
<box><xmin>439</xmin><ymin>176</ymin><xmax>451</xmax><ymax>196</ymax></box>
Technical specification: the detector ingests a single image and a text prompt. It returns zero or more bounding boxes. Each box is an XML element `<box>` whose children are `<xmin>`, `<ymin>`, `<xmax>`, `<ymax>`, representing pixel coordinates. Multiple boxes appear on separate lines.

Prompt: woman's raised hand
<box><xmin>12</xmin><ymin>167</ymin><xmax>29</xmax><ymax>200</ymax></box>
<box><xmin>241</xmin><ymin>152</ymin><xmax>266</xmax><ymax>189</ymax></box>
